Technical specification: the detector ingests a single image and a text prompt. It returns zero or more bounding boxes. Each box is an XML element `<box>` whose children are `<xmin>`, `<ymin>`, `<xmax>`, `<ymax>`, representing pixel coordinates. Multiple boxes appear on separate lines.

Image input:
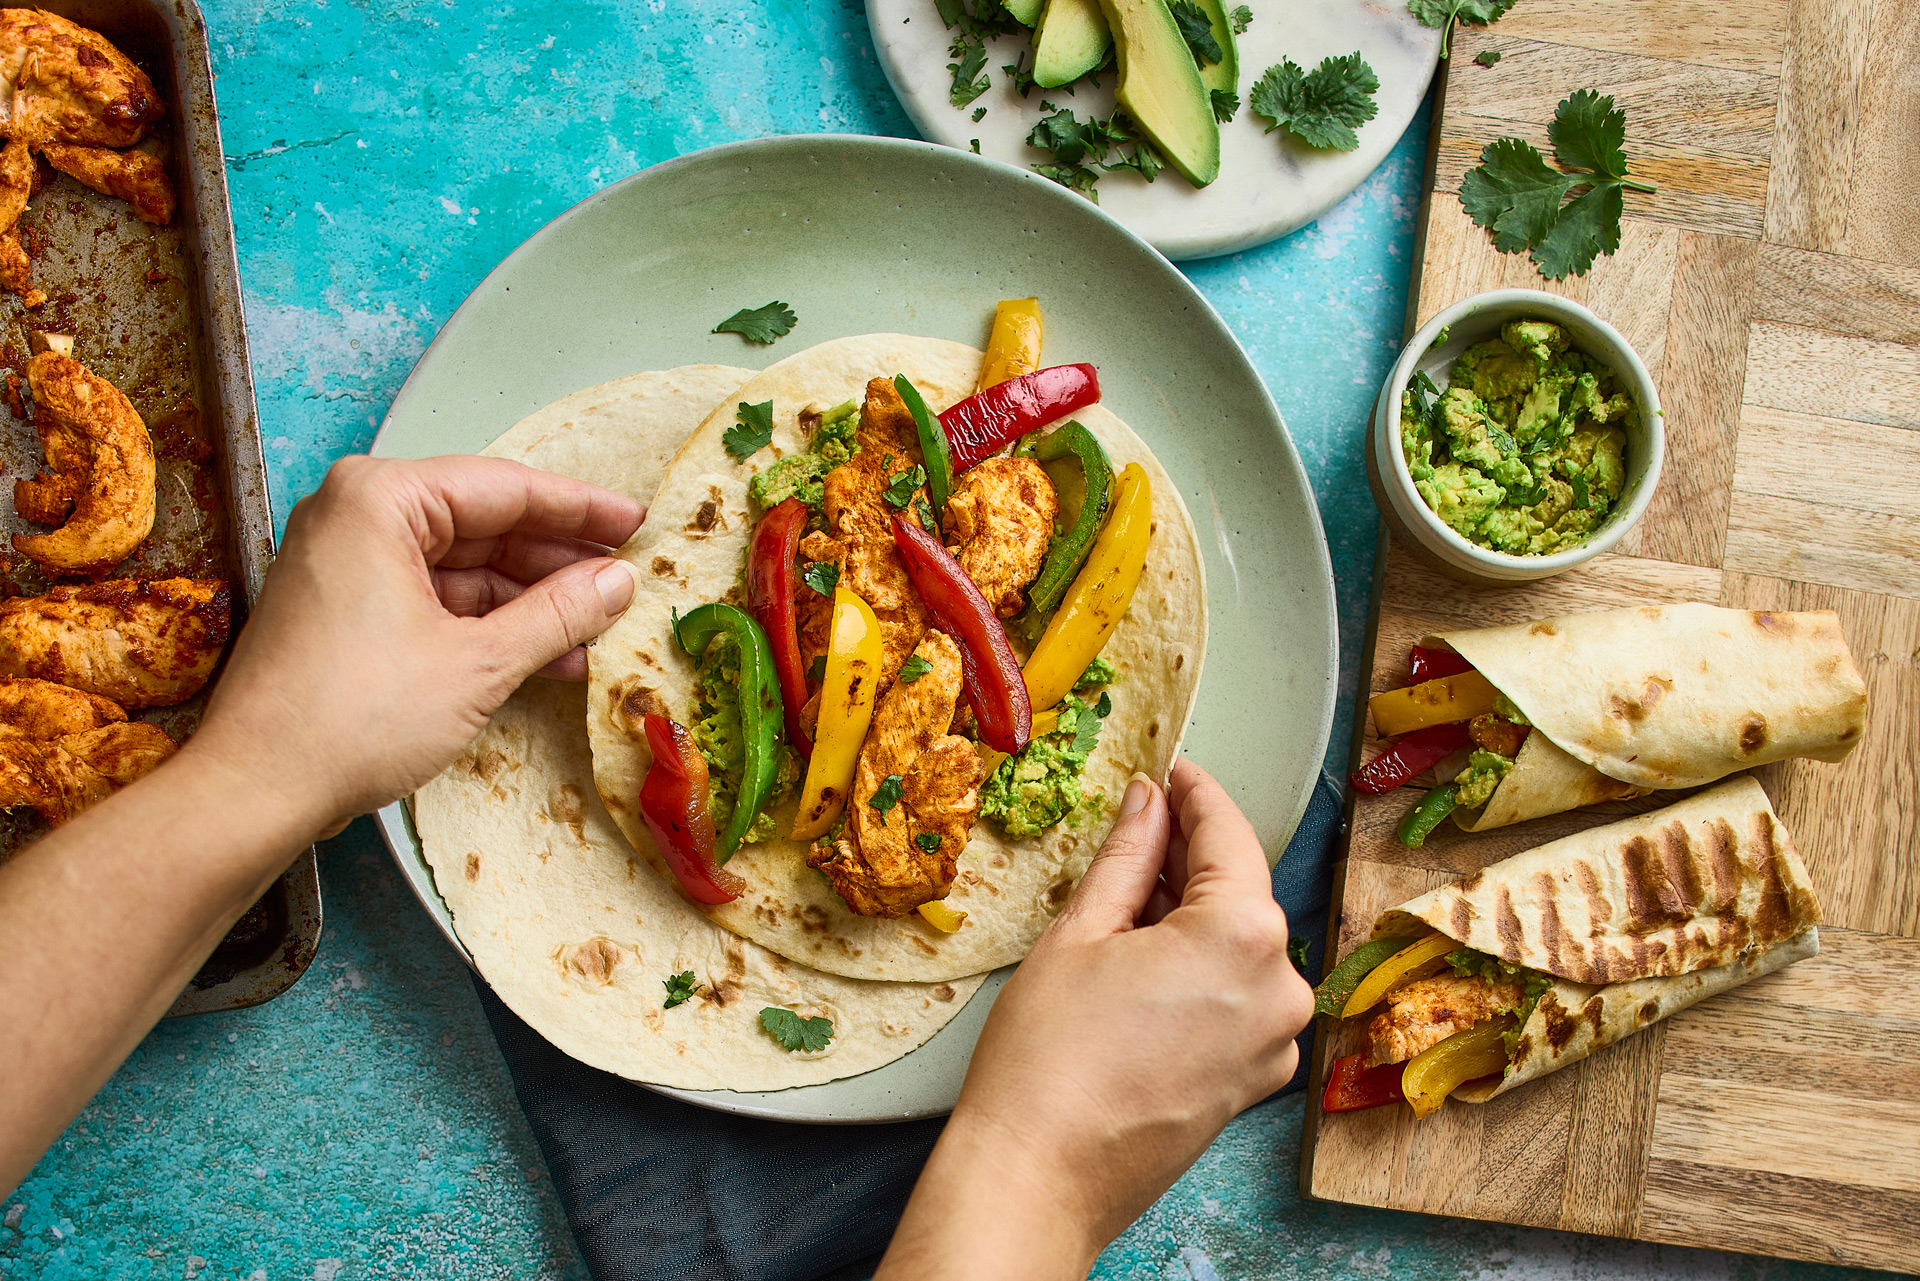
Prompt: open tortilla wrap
<box><xmin>414</xmin><ymin>365</ymin><xmax>985</xmax><ymax>1090</ymax></box>
<box><xmin>585</xmin><ymin>334</ymin><xmax>1208</xmax><ymax>983</ymax></box>
<box><xmin>1372</xmin><ymin>776</ymin><xmax>1822</xmax><ymax>1101</ymax></box>
<box><xmin>1435</xmin><ymin>602</ymin><xmax>1867</xmax><ymax>831</ymax></box>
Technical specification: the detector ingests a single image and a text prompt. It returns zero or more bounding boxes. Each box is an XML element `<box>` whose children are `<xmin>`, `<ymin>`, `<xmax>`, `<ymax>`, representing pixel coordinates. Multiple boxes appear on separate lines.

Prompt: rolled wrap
<box><xmin>1433</xmin><ymin>602</ymin><xmax>1867</xmax><ymax>831</ymax></box>
<box><xmin>1370</xmin><ymin>776</ymin><xmax>1822</xmax><ymax>1102</ymax></box>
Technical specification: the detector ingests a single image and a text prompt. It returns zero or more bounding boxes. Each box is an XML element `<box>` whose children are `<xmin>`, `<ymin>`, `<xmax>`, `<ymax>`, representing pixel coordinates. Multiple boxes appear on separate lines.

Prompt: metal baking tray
<box><xmin>0</xmin><ymin>0</ymin><xmax>321</xmax><ymax>1014</ymax></box>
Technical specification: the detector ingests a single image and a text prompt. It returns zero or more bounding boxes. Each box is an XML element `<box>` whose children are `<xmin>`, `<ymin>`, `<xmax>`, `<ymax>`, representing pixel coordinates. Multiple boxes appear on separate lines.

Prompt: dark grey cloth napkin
<box><xmin>476</xmin><ymin>769</ymin><xmax>1345</xmax><ymax>1281</ymax></box>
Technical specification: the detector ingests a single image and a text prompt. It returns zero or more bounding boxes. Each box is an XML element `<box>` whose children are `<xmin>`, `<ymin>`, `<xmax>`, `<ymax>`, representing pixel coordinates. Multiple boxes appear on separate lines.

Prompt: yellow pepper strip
<box><xmin>1341</xmin><ymin>933</ymin><xmax>1458</xmax><ymax>1018</ymax></box>
<box><xmin>978</xmin><ymin>706</ymin><xmax>1059</xmax><ymax>778</ymax></box>
<box><xmin>1368</xmin><ymin>669</ymin><xmax>1501</xmax><ymax>738</ymax></box>
<box><xmin>917</xmin><ymin>899</ymin><xmax>967</xmax><ymax>932</ymax></box>
<box><xmin>1023</xmin><ymin>463</ymin><xmax>1151</xmax><ymax>715</ymax></box>
<box><xmin>1401</xmin><ymin>1016</ymin><xmax>1514</xmax><ymax>1119</ymax></box>
<box><xmin>977</xmin><ymin>297</ymin><xmax>1044</xmax><ymax>392</ymax></box>
<box><xmin>790</xmin><ymin>586</ymin><xmax>883</xmax><ymax>841</ymax></box>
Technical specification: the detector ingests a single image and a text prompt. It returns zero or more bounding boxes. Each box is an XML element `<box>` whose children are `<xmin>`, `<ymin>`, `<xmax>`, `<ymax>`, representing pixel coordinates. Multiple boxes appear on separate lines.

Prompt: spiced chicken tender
<box><xmin>943</xmin><ymin>456</ymin><xmax>1056</xmax><ymax>618</ymax></box>
<box><xmin>807</xmin><ymin>631</ymin><xmax>982</xmax><ymax>918</ymax></box>
<box><xmin>0</xmin><ymin>577</ymin><xmax>230</xmax><ymax>708</ymax></box>
<box><xmin>1366</xmin><ymin>973</ymin><xmax>1523</xmax><ymax>1067</ymax></box>
<box><xmin>0</xmin><ymin>9</ymin><xmax>164</xmax><ymax>148</ymax></box>
<box><xmin>0</xmin><ymin>676</ymin><xmax>174</xmax><ymax>825</ymax></box>
<box><xmin>13</xmin><ymin>350</ymin><xmax>156</xmax><ymax>574</ymax></box>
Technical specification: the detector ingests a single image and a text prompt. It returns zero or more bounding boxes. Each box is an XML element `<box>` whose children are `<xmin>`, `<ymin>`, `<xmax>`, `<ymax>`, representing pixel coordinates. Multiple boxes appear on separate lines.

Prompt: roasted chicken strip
<box><xmin>13</xmin><ymin>350</ymin><xmax>157</xmax><ymax>574</ymax></box>
<box><xmin>39</xmin><ymin>141</ymin><xmax>171</xmax><ymax>223</ymax></box>
<box><xmin>0</xmin><ymin>9</ymin><xmax>164</xmax><ymax>148</ymax></box>
<box><xmin>0</xmin><ymin>133</ymin><xmax>28</xmax><ymax>231</ymax></box>
<box><xmin>807</xmin><ymin>631</ymin><xmax>982</xmax><ymax>918</ymax></box>
<box><xmin>0</xmin><ymin>676</ymin><xmax>124</xmax><ymax>735</ymax></box>
<box><xmin>943</xmin><ymin>456</ymin><xmax>1057</xmax><ymax>618</ymax></box>
<box><xmin>0</xmin><ymin>577</ymin><xmax>230</xmax><ymax>707</ymax></box>
<box><xmin>0</xmin><ymin>719</ymin><xmax>174</xmax><ymax>825</ymax></box>
<box><xmin>807</xmin><ymin>378</ymin><xmax>931</xmax><ymax>689</ymax></box>
<box><xmin>1366</xmin><ymin>973</ymin><xmax>1523</xmax><ymax>1067</ymax></box>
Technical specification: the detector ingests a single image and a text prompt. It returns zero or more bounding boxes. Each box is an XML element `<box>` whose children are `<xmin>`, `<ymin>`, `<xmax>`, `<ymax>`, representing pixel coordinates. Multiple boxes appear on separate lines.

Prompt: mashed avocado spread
<box><xmin>749</xmin><ymin>400</ymin><xmax>859</xmax><ymax>512</ymax></box>
<box><xmin>981</xmin><ymin>663</ymin><xmax>1117</xmax><ymax>838</ymax></box>
<box><xmin>1401</xmin><ymin>320</ymin><xmax>1633</xmax><ymax>556</ymax></box>
<box><xmin>690</xmin><ymin>634</ymin><xmax>798</xmax><ymax>846</ymax></box>
<box><xmin>1452</xmin><ymin>749</ymin><xmax>1513</xmax><ymax>810</ymax></box>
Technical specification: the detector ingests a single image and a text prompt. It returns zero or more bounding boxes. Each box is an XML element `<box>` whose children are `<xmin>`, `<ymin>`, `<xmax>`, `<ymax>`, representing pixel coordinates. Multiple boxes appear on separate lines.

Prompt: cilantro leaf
<box><xmin>898</xmin><ymin>654</ymin><xmax>933</xmax><ymax>683</ymax></box>
<box><xmin>759</xmin><ymin>1007</ymin><xmax>834</xmax><ymax>1053</ymax></box>
<box><xmin>1229</xmin><ymin>3</ymin><xmax>1252</xmax><ymax>32</ymax></box>
<box><xmin>1027</xmin><ymin>108</ymin><xmax>1164</xmax><ymax>202</ymax></box>
<box><xmin>1457</xmin><ymin>90</ymin><xmax>1653</xmax><ymax>279</ymax></box>
<box><xmin>1475</xmin><ymin>49</ymin><xmax>1502</xmax><ymax>67</ymax></box>
<box><xmin>972</xmin><ymin>106</ymin><xmax>987</xmax><ymax>122</ymax></box>
<box><xmin>1168</xmin><ymin>0</ymin><xmax>1222</xmax><ymax>66</ymax></box>
<box><xmin>713</xmin><ymin>301</ymin><xmax>797</xmax><ymax>345</ymax></box>
<box><xmin>883</xmin><ymin>463</ymin><xmax>927</xmax><ymax>508</ymax></box>
<box><xmin>1095</xmin><ymin>691</ymin><xmax>1112</xmax><ymax>718</ymax></box>
<box><xmin>1210</xmin><ymin>88</ymin><xmax>1240</xmax><ymax>123</ymax></box>
<box><xmin>870</xmin><ymin>773</ymin><xmax>906</xmax><ymax>818</ymax></box>
<box><xmin>1407</xmin><ymin>0</ymin><xmax>1516</xmax><ymax>59</ymax></box>
<box><xmin>807</xmin><ymin>655</ymin><xmax>827</xmax><ymax>684</ymax></box>
<box><xmin>914</xmin><ymin>832</ymin><xmax>942</xmax><ymax>853</ymax></box>
<box><xmin>1105</xmin><ymin>143</ymin><xmax>1162</xmax><ymax>182</ymax></box>
<box><xmin>1571</xmin><ymin>472</ymin><xmax>1592</xmax><ymax>508</ymax></box>
<box><xmin>663</xmin><ymin>970</ymin><xmax>698</xmax><ymax>1009</ymax></box>
<box><xmin>1249</xmin><ymin>53</ymin><xmax>1379</xmax><ymax>152</ymax></box>
<box><xmin>1070</xmin><ymin>706</ymin><xmax>1102</xmax><ymax>755</ymax></box>
<box><xmin>949</xmin><ymin>35</ymin><xmax>990</xmax><ymax>107</ymax></box>
<box><xmin>914</xmin><ymin>495</ymin><xmax>938</xmax><ymax>534</ymax></box>
<box><xmin>802</xmin><ymin>560</ymin><xmax>840</xmax><ymax>597</ymax></box>
<box><xmin>723</xmin><ymin>400</ymin><xmax>775</xmax><ymax>462</ymax></box>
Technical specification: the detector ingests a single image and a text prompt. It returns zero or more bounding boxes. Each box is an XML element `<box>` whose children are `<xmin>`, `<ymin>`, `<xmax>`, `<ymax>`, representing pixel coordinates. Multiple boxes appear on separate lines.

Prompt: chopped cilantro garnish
<box><xmin>712</xmin><ymin>302</ymin><xmax>797</xmax><ymax>345</ymax></box>
<box><xmin>1408</xmin><ymin>0</ymin><xmax>1515</xmax><ymax>60</ymax></box>
<box><xmin>759</xmin><ymin>1007</ymin><xmax>834</xmax><ymax>1053</ymax></box>
<box><xmin>898</xmin><ymin>654</ymin><xmax>933</xmax><ymax>683</ymax></box>
<box><xmin>870</xmin><ymin>773</ymin><xmax>906</xmax><ymax>818</ymax></box>
<box><xmin>1249</xmin><ymin>53</ymin><xmax>1380</xmax><ymax>152</ymax></box>
<box><xmin>1230</xmin><ymin>3</ymin><xmax>1252</xmax><ymax>31</ymax></box>
<box><xmin>914</xmin><ymin>495</ymin><xmax>938</xmax><ymax>534</ymax></box>
<box><xmin>723</xmin><ymin>400</ymin><xmax>775</xmax><ymax>462</ymax></box>
<box><xmin>1458</xmin><ymin>89</ymin><xmax>1655</xmax><ymax>280</ymax></box>
<box><xmin>1475</xmin><ymin>48</ymin><xmax>1502</xmax><ymax>67</ymax></box>
<box><xmin>882</xmin><ymin>463</ymin><xmax>927</xmax><ymax>508</ymax></box>
<box><xmin>972</xmin><ymin>106</ymin><xmax>987</xmax><ymax>122</ymax></box>
<box><xmin>1168</xmin><ymin>0</ymin><xmax>1222</xmax><ymax>65</ymax></box>
<box><xmin>914</xmin><ymin>832</ymin><xmax>942</xmax><ymax>853</ymax></box>
<box><xmin>801</xmin><ymin>560</ymin><xmax>840</xmax><ymax>597</ymax></box>
<box><xmin>1026</xmin><ymin>107</ymin><xmax>1166</xmax><ymax>203</ymax></box>
<box><xmin>949</xmin><ymin>37</ymin><xmax>990</xmax><ymax>106</ymax></box>
<box><xmin>1094</xmin><ymin>691</ymin><xmax>1111</xmax><ymax>718</ymax></box>
<box><xmin>1070</xmin><ymin>706</ymin><xmax>1102</xmax><ymax>755</ymax></box>
<box><xmin>1211</xmin><ymin>88</ymin><xmax>1240</xmax><ymax>123</ymax></box>
<box><xmin>663</xmin><ymin>970</ymin><xmax>698</xmax><ymax>1009</ymax></box>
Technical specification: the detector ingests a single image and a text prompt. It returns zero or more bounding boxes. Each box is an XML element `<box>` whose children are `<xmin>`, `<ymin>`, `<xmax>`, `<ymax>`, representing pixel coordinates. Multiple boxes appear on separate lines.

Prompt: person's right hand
<box><xmin>879</xmin><ymin>759</ymin><xmax>1315</xmax><ymax>1279</ymax></box>
<box><xmin>189</xmin><ymin>454</ymin><xmax>643</xmax><ymax>842</ymax></box>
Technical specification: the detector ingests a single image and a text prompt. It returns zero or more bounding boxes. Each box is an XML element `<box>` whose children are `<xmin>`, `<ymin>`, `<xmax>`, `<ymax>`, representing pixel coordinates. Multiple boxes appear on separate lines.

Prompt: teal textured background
<box><xmin>0</xmin><ymin>0</ymin><xmax>1899</xmax><ymax>1279</ymax></box>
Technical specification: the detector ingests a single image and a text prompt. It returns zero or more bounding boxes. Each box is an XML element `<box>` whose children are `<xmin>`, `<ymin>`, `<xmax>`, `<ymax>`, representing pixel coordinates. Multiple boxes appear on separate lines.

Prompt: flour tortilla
<box><xmin>1371</xmin><ymin>776</ymin><xmax>1822</xmax><ymax>1102</ymax></box>
<box><xmin>1439</xmin><ymin>603</ymin><xmax>1867</xmax><ymax>831</ymax></box>
<box><xmin>586</xmin><ymin>334</ymin><xmax>1209</xmax><ymax>983</ymax></box>
<box><xmin>414</xmin><ymin>365</ymin><xmax>984</xmax><ymax>1090</ymax></box>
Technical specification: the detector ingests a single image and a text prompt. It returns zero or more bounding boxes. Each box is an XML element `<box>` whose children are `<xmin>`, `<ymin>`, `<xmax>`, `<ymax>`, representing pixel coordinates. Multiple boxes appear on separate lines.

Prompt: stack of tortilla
<box><xmin>414</xmin><ymin>338</ymin><xmax>1209</xmax><ymax>1091</ymax></box>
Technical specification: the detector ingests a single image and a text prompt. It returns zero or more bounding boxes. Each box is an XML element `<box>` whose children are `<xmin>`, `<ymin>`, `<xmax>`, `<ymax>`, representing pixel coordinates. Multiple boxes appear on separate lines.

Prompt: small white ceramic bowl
<box><xmin>1365</xmin><ymin>289</ymin><xmax>1664</xmax><ymax>586</ymax></box>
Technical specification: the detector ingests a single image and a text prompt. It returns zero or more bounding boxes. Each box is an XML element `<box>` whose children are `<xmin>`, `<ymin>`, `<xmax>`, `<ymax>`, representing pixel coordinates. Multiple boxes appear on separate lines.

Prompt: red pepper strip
<box><xmin>1409</xmin><ymin>644</ymin><xmax>1474</xmax><ymax>684</ymax></box>
<box><xmin>1348</xmin><ymin>721</ymin><xmax>1472</xmax><ymax>795</ymax></box>
<box><xmin>889</xmin><ymin>513</ymin><xmax>1032</xmax><ymax>754</ymax></box>
<box><xmin>747</xmin><ymin>497</ymin><xmax>813</xmax><ymax>759</ymax></box>
<box><xmin>938</xmin><ymin>363</ymin><xmax>1100</xmax><ymax>472</ymax></box>
<box><xmin>1322</xmin><ymin>1053</ymin><xmax>1406</xmax><ymax>1113</ymax></box>
<box><xmin>639</xmin><ymin>715</ymin><xmax>743</xmax><ymax>905</ymax></box>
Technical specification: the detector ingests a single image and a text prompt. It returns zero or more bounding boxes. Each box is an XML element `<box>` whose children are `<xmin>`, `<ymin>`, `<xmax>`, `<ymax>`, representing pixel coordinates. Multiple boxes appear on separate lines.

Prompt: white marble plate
<box><xmin>869</xmin><ymin>0</ymin><xmax>1440</xmax><ymax>260</ymax></box>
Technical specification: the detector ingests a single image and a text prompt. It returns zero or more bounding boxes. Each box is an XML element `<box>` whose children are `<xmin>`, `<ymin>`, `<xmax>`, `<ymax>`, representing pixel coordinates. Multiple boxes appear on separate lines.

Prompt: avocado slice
<box><xmin>1189</xmin><ymin>0</ymin><xmax>1237</xmax><ymax>98</ymax></box>
<box><xmin>1096</xmin><ymin>0</ymin><xmax>1220</xmax><ymax>187</ymax></box>
<box><xmin>1005</xmin><ymin>0</ymin><xmax>1044</xmax><ymax>26</ymax></box>
<box><xmin>1033</xmin><ymin>0</ymin><xmax>1113</xmax><ymax>89</ymax></box>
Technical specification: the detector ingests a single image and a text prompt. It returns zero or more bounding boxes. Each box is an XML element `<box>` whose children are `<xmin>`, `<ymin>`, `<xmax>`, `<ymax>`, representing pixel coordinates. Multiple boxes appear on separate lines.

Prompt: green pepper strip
<box><xmin>1014</xmin><ymin>420</ymin><xmax>1114</xmax><ymax>641</ymax></box>
<box><xmin>1312</xmin><ymin>936</ymin><xmax>1419</xmax><ymax>1017</ymax></box>
<box><xmin>895</xmin><ymin>374</ymin><xmax>954</xmax><ymax>513</ymax></box>
<box><xmin>1397</xmin><ymin>784</ymin><xmax>1460</xmax><ymax>849</ymax></box>
<box><xmin>673</xmin><ymin>602</ymin><xmax>785</xmax><ymax>863</ymax></box>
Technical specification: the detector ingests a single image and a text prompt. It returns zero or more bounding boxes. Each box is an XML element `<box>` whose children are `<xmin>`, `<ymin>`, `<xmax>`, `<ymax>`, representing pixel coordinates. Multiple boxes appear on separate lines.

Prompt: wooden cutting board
<box><xmin>1298</xmin><ymin>1</ymin><xmax>1920</xmax><ymax>1270</ymax></box>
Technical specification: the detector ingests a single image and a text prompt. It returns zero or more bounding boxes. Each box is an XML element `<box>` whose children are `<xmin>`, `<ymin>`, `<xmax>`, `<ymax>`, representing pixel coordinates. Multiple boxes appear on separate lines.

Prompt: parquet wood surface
<box><xmin>1299</xmin><ymin>4</ymin><xmax>1920</xmax><ymax>1268</ymax></box>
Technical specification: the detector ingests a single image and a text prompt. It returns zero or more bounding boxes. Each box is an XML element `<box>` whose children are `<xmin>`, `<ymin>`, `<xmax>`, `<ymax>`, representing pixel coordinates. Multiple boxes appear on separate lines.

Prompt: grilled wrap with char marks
<box><xmin>1367</xmin><ymin>776</ymin><xmax>1821</xmax><ymax>1102</ymax></box>
<box><xmin>1430</xmin><ymin>602</ymin><xmax>1866</xmax><ymax>832</ymax></box>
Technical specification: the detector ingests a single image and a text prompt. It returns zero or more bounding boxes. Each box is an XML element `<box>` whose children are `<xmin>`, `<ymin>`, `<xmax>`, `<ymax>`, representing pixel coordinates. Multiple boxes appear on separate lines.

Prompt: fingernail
<box><xmin>595</xmin><ymin>560</ymin><xmax>637</xmax><ymax>613</ymax></box>
<box><xmin>1120</xmin><ymin>771</ymin><xmax>1155</xmax><ymax>816</ymax></box>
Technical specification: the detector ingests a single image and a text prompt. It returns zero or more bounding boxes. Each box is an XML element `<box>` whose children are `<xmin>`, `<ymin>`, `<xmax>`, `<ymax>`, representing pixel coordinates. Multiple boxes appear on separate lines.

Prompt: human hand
<box><xmin>879</xmin><ymin>759</ymin><xmax>1315</xmax><ymax>1279</ymax></box>
<box><xmin>189</xmin><ymin>454</ymin><xmax>643</xmax><ymax>840</ymax></box>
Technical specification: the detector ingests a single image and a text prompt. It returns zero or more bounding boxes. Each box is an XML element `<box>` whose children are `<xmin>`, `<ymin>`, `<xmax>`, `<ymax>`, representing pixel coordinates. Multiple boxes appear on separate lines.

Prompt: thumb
<box><xmin>1051</xmin><ymin>772</ymin><xmax>1169</xmax><ymax>939</ymax></box>
<box><xmin>475</xmin><ymin>556</ymin><xmax>638</xmax><ymax>685</ymax></box>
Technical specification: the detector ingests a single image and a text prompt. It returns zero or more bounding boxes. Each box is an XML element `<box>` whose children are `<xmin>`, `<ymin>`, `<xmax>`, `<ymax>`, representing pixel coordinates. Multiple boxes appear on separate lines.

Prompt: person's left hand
<box><xmin>189</xmin><ymin>453</ymin><xmax>643</xmax><ymax>839</ymax></box>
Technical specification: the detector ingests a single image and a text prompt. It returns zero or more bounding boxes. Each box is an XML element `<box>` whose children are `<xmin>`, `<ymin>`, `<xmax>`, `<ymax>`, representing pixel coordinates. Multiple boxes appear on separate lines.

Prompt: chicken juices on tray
<box><xmin>587</xmin><ymin>318</ymin><xmax>1207</xmax><ymax>984</ymax></box>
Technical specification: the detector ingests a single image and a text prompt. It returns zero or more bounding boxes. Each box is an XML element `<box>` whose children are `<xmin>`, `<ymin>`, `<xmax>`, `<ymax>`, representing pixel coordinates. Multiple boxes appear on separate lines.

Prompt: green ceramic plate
<box><xmin>372</xmin><ymin>134</ymin><xmax>1334</xmax><ymax>1122</ymax></box>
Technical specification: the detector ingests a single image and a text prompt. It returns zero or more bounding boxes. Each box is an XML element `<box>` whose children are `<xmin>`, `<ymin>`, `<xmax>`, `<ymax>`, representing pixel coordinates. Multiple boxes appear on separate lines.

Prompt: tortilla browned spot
<box><xmin>465</xmin><ymin>852</ymin><xmax>480</xmax><ymax>881</ymax></box>
<box><xmin>1739</xmin><ymin>715</ymin><xmax>1768</xmax><ymax>755</ymax></box>
<box><xmin>650</xmin><ymin>556</ymin><xmax>677</xmax><ymax>577</ymax></box>
<box><xmin>1541</xmin><ymin>993</ymin><xmax>1576</xmax><ymax>1050</ymax></box>
<box><xmin>557</xmin><ymin>937</ymin><xmax>623</xmax><ymax>985</ymax></box>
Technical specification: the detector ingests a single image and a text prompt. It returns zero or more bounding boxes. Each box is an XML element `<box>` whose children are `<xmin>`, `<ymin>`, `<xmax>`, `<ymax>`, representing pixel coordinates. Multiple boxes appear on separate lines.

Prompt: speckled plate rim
<box><xmin>368</xmin><ymin>133</ymin><xmax>1336</xmax><ymax>1122</ymax></box>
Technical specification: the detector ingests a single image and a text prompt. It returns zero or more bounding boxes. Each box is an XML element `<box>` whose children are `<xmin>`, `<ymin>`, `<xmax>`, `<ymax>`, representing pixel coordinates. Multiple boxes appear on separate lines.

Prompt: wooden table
<box><xmin>1300</xmin><ymin>1</ymin><xmax>1920</xmax><ymax>1270</ymax></box>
